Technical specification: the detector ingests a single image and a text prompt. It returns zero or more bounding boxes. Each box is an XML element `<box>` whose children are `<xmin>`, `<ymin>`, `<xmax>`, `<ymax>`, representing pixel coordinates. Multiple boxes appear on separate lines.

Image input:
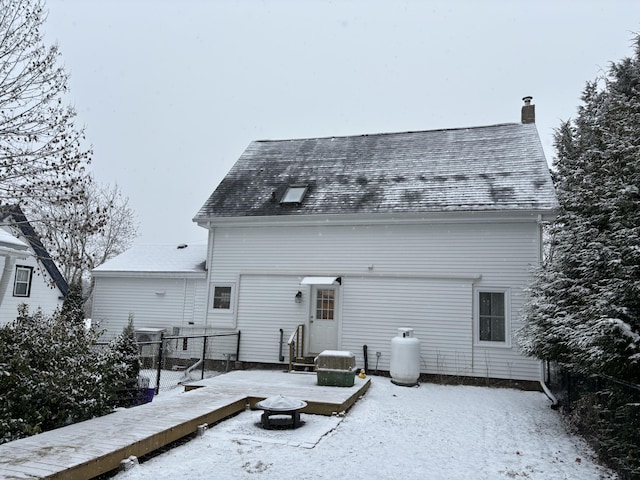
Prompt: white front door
<box><xmin>308</xmin><ymin>286</ymin><xmax>339</xmax><ymax>354</ymax></box>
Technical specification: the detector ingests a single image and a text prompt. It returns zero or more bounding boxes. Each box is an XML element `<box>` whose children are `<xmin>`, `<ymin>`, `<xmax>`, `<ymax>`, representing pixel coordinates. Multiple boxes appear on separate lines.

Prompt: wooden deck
<box><xmin>0</xmin><ymin>370</ymin><xmax>370</xmax><ymax>480</ymax></box>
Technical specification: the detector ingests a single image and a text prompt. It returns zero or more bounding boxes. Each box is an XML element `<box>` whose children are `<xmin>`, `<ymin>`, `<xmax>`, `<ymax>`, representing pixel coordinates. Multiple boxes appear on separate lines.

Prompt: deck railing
<box><xmin>287</xmin><ymin>324</ymin><xmax>305</xmax><ymax>371</ymax></box>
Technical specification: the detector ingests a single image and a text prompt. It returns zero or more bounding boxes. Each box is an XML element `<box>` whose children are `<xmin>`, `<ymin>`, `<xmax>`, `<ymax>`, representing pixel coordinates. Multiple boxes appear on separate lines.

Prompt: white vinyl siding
<box><xmin>341</xmin><ymin>277</ymin><xmax>474</xmax><ymax>377</ymax></box>
<box><xmin>207</xmin><ymin>220</ymin><xmax>541</xmax><ymax>381</ymax></box>
<box><xmin>0</xmin><ymin>256</ymin><xmax>63</xmax><ymax>327</ymax></box>
<box><xmin>91</xmin><ymin>276</ymin><xmax>207</xmax><ymax>341</ymax></box>
<box><xmin>233</xmin><ymin>274</ymin><xmax>309</xmax><ymax>363</ymax></box>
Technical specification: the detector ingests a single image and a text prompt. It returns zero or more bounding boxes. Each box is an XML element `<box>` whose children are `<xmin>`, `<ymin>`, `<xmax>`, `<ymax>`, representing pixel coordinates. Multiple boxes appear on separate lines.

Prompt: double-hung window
<box><xmin>212</xmin><ymin>285</ymin><xmax>232</xmax><ymax>310</ymax></box>
<box><xmin>475</xmin><ymin>288</ymin><xmax>510</xmax><ymax>346</ymax></box>
<box><xmin>13</xmin><ymin>266</ymin><xmax>33</xmax><ymax>297</ymax></box>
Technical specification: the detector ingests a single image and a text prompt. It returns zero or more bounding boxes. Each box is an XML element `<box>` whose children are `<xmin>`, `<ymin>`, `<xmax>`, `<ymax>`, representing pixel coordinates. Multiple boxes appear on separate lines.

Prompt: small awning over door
<box><xmin>300</xmin><ymin>276</ymin><xmax>341</xmax><ymax>285</ymax></box>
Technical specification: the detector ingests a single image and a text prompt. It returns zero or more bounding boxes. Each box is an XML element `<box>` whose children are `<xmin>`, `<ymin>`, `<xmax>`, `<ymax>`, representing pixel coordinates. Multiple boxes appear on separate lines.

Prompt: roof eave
<box><xmin>92</xmin><ymin>270</ymin><xmax>207</xmax><ymax>279</ymax></box>
<box><xmin>195</xmin><ymin>208</ymin><xmax>559</xmax><ymax>228</ymax></box>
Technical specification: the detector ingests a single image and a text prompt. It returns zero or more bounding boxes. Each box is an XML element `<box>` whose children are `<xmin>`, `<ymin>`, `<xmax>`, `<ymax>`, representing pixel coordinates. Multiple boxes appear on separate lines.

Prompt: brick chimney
<box><xmin>521</xmin><ymin>96</ymin><xmax>535</xmax><ymax>124</ymax></box>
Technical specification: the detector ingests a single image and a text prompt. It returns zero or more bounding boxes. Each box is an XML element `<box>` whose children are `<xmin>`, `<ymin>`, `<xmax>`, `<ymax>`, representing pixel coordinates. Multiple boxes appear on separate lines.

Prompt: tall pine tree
<box><xmin>520</xmin><ymin>38</ymin><xmax>640</xmax><ymax>383</ymax></box>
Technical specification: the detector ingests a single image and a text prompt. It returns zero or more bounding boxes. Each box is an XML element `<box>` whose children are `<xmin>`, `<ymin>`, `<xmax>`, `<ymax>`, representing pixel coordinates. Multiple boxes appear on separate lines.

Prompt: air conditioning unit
<box><xmin>135</xmin><ymin>328</ymin><xmax>166</xmax><ymax>362</ymax></box>
<box><xmin>135</xmin><ymin>328</ymin><xmax>165</xmax><ymax>344</ymax></box>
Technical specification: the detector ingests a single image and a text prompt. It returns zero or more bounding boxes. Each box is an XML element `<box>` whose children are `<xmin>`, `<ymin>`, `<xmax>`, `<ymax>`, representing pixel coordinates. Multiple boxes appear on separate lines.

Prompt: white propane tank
<box><xmin>390</xmin><ymin>327</ymin><xmax>420</xmax><ymax>386</ymax></box>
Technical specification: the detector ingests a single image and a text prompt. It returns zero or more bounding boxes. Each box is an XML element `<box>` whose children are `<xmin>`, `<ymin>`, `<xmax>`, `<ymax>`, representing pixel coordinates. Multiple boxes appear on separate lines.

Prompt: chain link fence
<box><xmin>546</xmin><ymin>362</ymin><xmax>640</xmax><ymax>479</ymax></box>
<box><xmin>137</xmin><ymin>331</ymin><xmax>241</xmax><ymax>395</ymax></box>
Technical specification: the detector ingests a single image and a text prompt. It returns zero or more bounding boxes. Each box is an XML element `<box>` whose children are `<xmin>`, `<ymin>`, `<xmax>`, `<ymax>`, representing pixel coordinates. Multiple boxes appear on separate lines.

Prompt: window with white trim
<box><xmin>475</xmin><ymin>288</ymin><xmax>510</xmax><ymax>346</ymax></box>
<box><xmin>212</xmin><ymin>285</ymin><xmax>232</xmax><ymax>310</ymax></box>
<box><xmin>13</xmin><ymin>266</ymin><xmax>33</xmax><ymax>297</ymax></box>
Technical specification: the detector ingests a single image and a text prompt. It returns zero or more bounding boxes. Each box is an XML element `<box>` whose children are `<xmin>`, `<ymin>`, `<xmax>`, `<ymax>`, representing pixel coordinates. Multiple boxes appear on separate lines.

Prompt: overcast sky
<box><xmin>43</xmin><ymin>0</ymin><xmax>639</xmax><ymax>246</ymax></box>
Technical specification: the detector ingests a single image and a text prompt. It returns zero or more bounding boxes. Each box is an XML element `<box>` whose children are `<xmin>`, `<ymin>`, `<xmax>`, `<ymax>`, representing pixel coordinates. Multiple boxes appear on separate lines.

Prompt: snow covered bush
<box><xmin>519</xmin><ymin>37</ymin><xmax>640</xmax><ymax>384</ymax></box>
<box><xmin>0</xmin><ymin>306</ymin><xmax>139</xmax><ymax>444</ymax></box>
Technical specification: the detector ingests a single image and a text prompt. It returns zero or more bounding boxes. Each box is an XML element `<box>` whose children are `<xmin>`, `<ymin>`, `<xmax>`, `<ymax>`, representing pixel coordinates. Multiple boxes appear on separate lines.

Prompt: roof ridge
<box><xmin>253</xmin><ymin>122</ymin><xmax>526</xmax><ymax>144</ymax></box>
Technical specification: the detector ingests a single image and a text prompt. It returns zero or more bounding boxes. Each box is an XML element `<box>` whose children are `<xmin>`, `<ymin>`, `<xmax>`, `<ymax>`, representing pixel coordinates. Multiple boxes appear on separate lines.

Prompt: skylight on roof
<box><xmin>280</xmin><ymin>185</ymin><xmax>308</xmax><ymax>204</ymax></box>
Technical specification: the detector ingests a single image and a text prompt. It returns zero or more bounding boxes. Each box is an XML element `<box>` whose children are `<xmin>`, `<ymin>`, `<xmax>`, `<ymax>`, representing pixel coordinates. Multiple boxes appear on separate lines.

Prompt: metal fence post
<box><xmin>236</xmin><ymin>330</ymin><xmax>241</xmax><ymax>363</ymax></box>
<box><xmin>155</xmin><ymin>333</ymin><xmax>164</xmax><ymax>395</ymax></box>
<box><xmin>201</xmin><ymin>335</ymin><xmax>207</xmax><ymax>380</ymax></box>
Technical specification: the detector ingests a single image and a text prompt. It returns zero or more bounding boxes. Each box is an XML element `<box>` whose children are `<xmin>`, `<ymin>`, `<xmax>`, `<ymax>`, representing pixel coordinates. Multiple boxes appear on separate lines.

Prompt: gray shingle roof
<box><xmin>195</xmin><ymin>123</ymin><xmax>558</xmax><ymax>220</ymax></box>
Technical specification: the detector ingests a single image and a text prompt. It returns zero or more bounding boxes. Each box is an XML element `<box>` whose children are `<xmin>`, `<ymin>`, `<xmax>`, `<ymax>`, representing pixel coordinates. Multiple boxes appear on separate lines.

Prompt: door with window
<box><xmin>308</xmin><ymin>286</ymin><xmax>339</xmax><ymax>353</ymax></box>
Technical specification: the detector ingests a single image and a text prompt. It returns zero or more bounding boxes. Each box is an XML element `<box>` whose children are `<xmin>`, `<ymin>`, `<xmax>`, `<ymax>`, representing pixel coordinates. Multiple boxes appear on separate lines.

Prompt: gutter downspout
<box><xmin>535</xmin><ymin>218</ymin><xmax>559</xmax><ymax>409</ymax></box>
<box><xmin>203</xmin><ymin>226</ymin><xmax>215</xmax><ymax>328</ymax></box>
<box><xmin>540</xmin><ymin>361</ymin><xmax>559</xmax><ymax>409</ymax></box>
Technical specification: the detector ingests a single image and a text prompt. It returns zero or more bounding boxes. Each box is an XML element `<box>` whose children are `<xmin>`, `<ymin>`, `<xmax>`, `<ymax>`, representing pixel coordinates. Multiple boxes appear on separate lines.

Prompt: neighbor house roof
<box><xmin>0</xmin><ymin>228</ymin><xmax>29</xmax><ymax>251</ymax></box>
<box><xmin>194</xmin><ymin>122</ymin><xmax>558</xmax><ymax>222</ymax></box>
<box><xmin>92</xmin><ymin>244</ymin><xmax>207</xmax><ymax>277</ymax></box>
<box><xmin>0</xmin><ymin>205</ymin><xmax>69</xmax><ymax>297</ymax></box>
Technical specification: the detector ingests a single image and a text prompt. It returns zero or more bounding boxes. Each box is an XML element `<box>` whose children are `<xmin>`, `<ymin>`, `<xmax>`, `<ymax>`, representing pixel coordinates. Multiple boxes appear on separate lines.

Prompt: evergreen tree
<box><xmin>109</xmin><ymin>316</ymin><xmax>141</xmax><ymax>407</ymax></box>
<box><xmin>59</xmin><ymin>281</ymin><xmax>85</xmax><ymax>325</ymax></box>
<box><xmin>519</xmin><ymin>38</ymin><xmax>640</xmax><ymax>383</ymax></box>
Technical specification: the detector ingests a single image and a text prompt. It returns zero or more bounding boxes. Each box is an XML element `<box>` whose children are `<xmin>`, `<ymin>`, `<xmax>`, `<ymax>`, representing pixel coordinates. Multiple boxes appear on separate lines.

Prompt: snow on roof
<box><xmin>0</xmin><ymin>227</ymin><xmax>29</xmax><ymax>250</ymax></box>
<box><xmin>195</xmin><ymin>123</ymin><xmax>558</xmax><ymax>221</ymax></box>
<box><xmin>92</xmin><ymin>244</ymin><xmax>207</xmax><ymax>275</ymax></box>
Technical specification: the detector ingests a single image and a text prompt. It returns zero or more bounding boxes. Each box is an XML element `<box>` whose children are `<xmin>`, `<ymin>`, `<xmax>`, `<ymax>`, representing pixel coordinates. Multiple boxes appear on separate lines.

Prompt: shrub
<box><xmin>0</xmin><ymin>306</ymin><xmax>139</xmax><ymax>444</ymax></box>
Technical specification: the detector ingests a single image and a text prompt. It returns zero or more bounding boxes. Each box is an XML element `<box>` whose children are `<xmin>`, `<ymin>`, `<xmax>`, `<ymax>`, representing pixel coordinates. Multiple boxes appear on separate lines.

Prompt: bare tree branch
<box><xmin>0</xmin><ymin>0</ymin><xmax>91</xmax><ymax>210</ymax></box>
<box><xmin>27</xmin><ymin>180</ymin><xmax>138</xmax><ymax>288</ymax></box>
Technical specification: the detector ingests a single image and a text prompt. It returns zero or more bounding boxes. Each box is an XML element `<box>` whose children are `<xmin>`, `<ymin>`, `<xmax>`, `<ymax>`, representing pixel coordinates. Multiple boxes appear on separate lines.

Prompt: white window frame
<box><xmin>13</xmin><ymin>265</ymin><xmax>33</xmax><ymax>297</ymax></box>
<box><xmin>211</xmin><ymin>284</ymin><xmax>234</xmax><ymax>312</ymax></box>
<box><xmin>474</xmin><ymin>287</ymin><xmax>511</xmax><ymax>348</ymax></box>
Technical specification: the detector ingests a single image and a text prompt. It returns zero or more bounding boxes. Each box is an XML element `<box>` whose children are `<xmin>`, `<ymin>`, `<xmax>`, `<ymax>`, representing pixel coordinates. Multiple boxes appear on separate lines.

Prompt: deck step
<box><xmin>292</xmin><ymin>363</ymin><xmax>315</xmax><ymax>370</ymax></box>
<box><xmin>295</xmin><ymin>356</ymin><xmax>315</xmax><ymax>364</ymax></box>
<box><xmin>291</xmin><ymin>357</ymin><xmax>316</xmax><ymax>371</ymax></box>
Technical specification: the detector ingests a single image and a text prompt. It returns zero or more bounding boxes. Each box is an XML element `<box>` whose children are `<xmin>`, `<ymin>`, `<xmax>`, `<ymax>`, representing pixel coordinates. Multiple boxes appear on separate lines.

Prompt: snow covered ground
<box><xmin>116</xmin><ymin>376</ymin><xmax>615</xmax><ymax>480</ymax></box>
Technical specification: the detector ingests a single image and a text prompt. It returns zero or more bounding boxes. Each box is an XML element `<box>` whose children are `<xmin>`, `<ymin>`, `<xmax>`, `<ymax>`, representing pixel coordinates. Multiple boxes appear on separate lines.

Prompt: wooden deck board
<box><xmin>0</xmin><ymin>370</ymin><xmax>370</xmax><ymax>480</ymax></box>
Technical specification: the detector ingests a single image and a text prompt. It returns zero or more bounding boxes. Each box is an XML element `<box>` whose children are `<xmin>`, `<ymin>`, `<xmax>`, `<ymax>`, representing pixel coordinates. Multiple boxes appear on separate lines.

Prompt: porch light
<box><xmin>295</xmin><ymin>291</ymin><xmax>302</xmax><ymax>303</ymax></box>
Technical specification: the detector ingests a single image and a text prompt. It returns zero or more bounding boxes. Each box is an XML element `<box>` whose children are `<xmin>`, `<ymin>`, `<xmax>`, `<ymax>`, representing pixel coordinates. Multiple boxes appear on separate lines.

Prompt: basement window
<box><xmin>280</xmin><ymin>185</ymin><xmax>308</xmax><ymax>204</ymax></box>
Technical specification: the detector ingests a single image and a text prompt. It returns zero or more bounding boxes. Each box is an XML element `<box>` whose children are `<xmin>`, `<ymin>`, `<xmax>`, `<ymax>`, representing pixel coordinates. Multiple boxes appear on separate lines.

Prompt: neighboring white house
<box><xmin>91</xmin><ymin>244</ymin><xmax>208</xmax><ymax>341</ymax></box>
<box><xmin>0</xmin><ymin>206</ymin><xmax>68</xmax><ymax>326</ymax></box>
<box><xmin>192</xmin><ymin>99</ymin><xmax>558</xmax><ymax>382</ymax></box>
